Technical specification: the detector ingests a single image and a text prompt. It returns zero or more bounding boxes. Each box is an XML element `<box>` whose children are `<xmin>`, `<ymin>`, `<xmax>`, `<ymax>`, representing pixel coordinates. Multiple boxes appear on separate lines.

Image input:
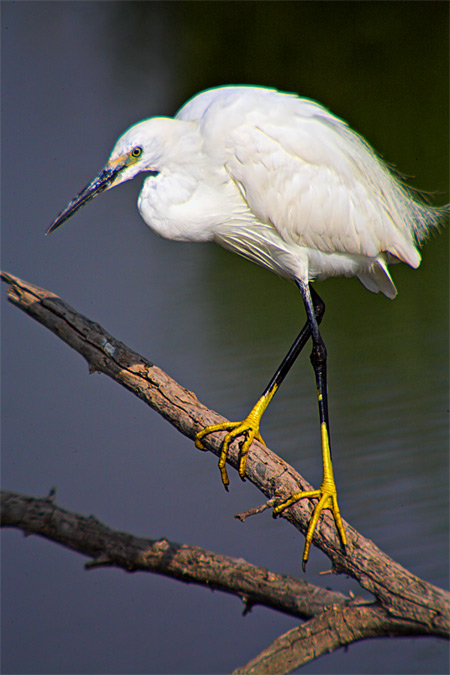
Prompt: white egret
<box><xmin>47</xmin><ymin>85</ymin><xmax>446</xmax><ymax>569</ymax></box>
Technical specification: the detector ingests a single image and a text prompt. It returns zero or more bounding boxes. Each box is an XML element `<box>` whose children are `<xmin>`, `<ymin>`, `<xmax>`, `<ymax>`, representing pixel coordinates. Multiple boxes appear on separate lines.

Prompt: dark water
<box><xmin>2</xmin><ymin>3</ymin><xmax>448</xmax><ymax>674</ymax></box>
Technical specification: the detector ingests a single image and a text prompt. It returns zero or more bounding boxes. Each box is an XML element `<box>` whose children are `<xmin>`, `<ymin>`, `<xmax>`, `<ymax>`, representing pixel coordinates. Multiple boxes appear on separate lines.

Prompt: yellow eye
<box><xmin>131</xmin><ymin>147</ymin><xmax>143</xmax><ymax>158</ymax></box>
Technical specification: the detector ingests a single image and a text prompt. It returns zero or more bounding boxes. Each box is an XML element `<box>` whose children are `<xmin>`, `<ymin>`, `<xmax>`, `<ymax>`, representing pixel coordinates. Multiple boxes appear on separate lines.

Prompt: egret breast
<box><xmin>138</xmin><ymin>169</ymin><xmax>253</xmax><ymax>243</ymax></box>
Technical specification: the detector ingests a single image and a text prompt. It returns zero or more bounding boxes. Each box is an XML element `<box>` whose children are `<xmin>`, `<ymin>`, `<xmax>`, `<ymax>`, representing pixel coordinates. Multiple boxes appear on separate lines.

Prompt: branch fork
<box><xmin>2</xmin><ymin>271</ymin><xmax>448</xmax><ymax>673</ymax></box>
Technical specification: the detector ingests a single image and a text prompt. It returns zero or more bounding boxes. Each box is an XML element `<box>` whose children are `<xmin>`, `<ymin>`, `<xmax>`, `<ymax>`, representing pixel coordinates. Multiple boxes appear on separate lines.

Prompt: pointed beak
<box><xmin>46</xmin><ymin>157</ymin><xmax>127</xmax><ymax>235</ymax></box>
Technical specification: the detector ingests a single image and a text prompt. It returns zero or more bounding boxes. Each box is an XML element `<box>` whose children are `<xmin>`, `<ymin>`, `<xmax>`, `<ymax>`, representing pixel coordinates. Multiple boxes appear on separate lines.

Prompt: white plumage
<box><xmin>64</xmin><ymin>85</ymin><xmax>441</xmax><ymax>300</ymax></box>
<box><xmin>48</xmin><ymin>86</ymin><xmax>446</xmax><ymax>569</ymax></box>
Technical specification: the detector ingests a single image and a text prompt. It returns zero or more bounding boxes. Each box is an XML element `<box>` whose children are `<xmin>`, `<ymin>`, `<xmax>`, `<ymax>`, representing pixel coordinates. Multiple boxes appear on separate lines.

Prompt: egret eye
<box><xmin>131</xmin><ymin>146</ymin><xmax>143</xmax><ymax>158</ymax></box>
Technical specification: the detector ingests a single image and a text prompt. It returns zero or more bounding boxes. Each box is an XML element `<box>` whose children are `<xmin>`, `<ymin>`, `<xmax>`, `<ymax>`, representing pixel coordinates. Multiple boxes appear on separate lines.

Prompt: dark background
<box><xmin>2</xmin><ymin>2</ymin><xmax>448</xmax><ymax>674</ymax></box>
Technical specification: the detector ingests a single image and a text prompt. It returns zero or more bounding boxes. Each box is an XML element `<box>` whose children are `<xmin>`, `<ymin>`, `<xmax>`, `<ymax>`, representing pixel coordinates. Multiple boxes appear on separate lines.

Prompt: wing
<box><xmin>177</xmin><ymin>86</ymin><xmax>439</xmax><ymax>273</ymax></box>
<box><xmin>224</xmin><ymin>117</ymin><xmax>422</xmax><ymax>267</ymax></box>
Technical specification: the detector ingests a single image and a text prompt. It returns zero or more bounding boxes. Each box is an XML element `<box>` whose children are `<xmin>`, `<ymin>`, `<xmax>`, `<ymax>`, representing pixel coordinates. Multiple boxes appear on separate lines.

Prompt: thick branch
<box><xmin>2</xmin><ymin>489</ymin><xmax>444</xmax><ymax>675</ymax></box>
<box><xmin>233</xmin><ymin>602</ymin><xmax>433</xmax><ymax>675</ymax></box>
<box><xmin>1</xmin><ymin>490</ymin><xmax>351</xmax><ymax>620</ymax></box>
<box><xmin>2</xmin><ymin>271</ymin><xmax>449</xmax><ymax>645</ymax></box>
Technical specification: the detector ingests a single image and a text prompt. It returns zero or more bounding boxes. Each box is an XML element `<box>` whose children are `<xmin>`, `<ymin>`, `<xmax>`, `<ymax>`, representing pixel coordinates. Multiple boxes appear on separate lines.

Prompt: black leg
<box><xmin>196</xmin><ymin>283</ymin><xmax>325</xmax><ymax>486</ymax></box>
<box><xmin>195</xmin><ymin>278</ymin><xmax>346</xmax><ymax>568</ymax></box>
<box><xmin>273</xmin><ymin>279</ymin><xmax>347</xmax><ymax>570</ymax></box>
<box><xmin>296</xmin><ymin>280</ymin><xmax>330</xmax><ymax>436</ymax></box>
<box><xmin>262</xmin><ymin>283</ymin><xmax>325</xmax><ymax>395</ymax></box>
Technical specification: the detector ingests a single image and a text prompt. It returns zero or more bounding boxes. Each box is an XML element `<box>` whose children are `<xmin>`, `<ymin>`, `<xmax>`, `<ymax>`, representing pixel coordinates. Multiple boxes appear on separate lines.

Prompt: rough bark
<box><xmin>0</xmin><ymin>489</ymin><xmax>354</xmax><ymax>619</ymax></box>
<box><xmin>2</xmin><ymin>271</ymin><xmax>449</xmax><ymax>673</ymax></box>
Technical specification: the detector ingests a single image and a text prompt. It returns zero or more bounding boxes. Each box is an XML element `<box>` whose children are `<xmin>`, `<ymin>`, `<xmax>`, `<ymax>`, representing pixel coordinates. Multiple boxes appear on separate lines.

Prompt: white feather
<box><xmin>174</xmin><ymin>86</ymin><xmax>445</xmax><ymax>295</ymax></box>
<box><xmin>81</xmin><ymin>85</ymin><xmax>446</xmax><ymax>298</ymax></box>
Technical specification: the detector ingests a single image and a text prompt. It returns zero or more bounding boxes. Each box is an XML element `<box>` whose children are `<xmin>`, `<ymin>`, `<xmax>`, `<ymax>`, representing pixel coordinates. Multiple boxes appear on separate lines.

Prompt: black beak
<box><xmin>46</xmin><ymin>161</ymin><xmax>125</xmax><ymax>235</ymax></box>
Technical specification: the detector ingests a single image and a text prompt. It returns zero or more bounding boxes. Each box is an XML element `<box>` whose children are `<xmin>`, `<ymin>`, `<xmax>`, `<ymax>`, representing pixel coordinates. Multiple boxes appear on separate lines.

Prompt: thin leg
<box><xmin>195</xmin><ymin>287</ymin><xmax>325</xmax><ymax>487</ymax></box>
<box><xmin>273</xmin><ymin>280</ymin><xmax>347</xmax><ymax>569</ymax></box>
<box><xmin>263</xmin><ymin>285</ymin><xmax>325</xmax><ymax>394</ymax></box>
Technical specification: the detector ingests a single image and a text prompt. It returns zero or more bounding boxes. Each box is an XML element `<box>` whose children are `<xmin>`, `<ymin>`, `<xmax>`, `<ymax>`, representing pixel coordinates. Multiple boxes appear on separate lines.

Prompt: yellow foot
<box><xmin>195</xmin><ymin>395</ymin><xmax>271</xmax><ymax>489</ymax></box>
<box><xmin>273</xmin><ymin>479</ymin><xmax>347</xmax><ymax>571</ymax></box>
<box><xmin>195</xmin><ymin>418</ymin><xmax>265</xmax><ymax>489</ymax></box>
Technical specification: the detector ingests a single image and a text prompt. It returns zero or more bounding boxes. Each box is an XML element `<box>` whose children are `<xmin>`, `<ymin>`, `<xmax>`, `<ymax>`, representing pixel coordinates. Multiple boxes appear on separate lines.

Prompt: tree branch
<box><xmin>2</xmin><ymin>489</ymin><xmax>445</xmax><ymax>675</ymax></box>
<box><xmin>2</xmin><ymin>271</ymin><xmax>449</xmax><ymax>674</ymax></box>
<box><xmin>0</xmin><ymin>489</ymin><xmax>352</xmax><ymax>619</ymax></box>
<box><xmin>232</xmin><ymin>601</ymin><xmax>432</xmax><ymax>675</ymax></box>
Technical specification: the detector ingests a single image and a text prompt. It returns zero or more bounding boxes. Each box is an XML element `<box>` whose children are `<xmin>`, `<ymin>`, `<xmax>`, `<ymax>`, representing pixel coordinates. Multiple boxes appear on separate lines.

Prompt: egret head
<box><xmin>46</xmin><ymin>117</ymin><xmax>188</xmax><ymax>235</ymax></box>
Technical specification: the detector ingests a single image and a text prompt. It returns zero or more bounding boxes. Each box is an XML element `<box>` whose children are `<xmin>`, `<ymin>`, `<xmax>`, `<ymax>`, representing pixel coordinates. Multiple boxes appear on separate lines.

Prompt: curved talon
<box><xmin>194</xmin><ymin>410</ymin><xmax>266</xmax><ymax>488</ymax></box>
<box><xmin>195</xmin><ymin>420</ymin><xmax>241</xmax><ymax>451</ymax></box>
<box><xmin>273</xmin><ymin>482</ymin><xmax>347</xmax><ymax>570</ymax></box>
